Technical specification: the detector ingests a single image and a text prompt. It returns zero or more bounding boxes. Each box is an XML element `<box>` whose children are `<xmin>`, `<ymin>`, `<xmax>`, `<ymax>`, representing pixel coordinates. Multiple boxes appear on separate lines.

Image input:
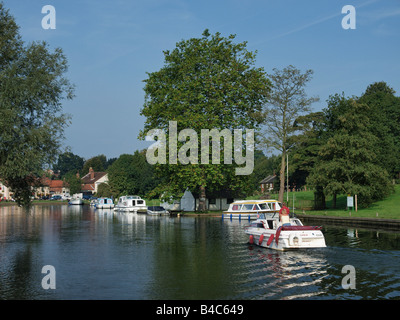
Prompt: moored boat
<box><xmin>95</xmin><ymin>197</ymin><xmax>115</xmax><ymax>209</ymax></box>
<box><xmin>69</xmin><ymin>197</ymin><xmax>83</xmax><ymax>205</ymax></box>
<box><xmin>223</xmin><ymin>199</ymin><xmax>282</xmax><ymax>221</ymax></box>
<box><xmin>244</xmin><ymin>208</ymin><xmax>326</xmax><ymax>251</ymax></box>
<box><xmin>147</xmin><ymin>205</ymin><xmax>169</xmax><ymax>216</ymax></box>
<box><xmin>114</xmin><ymin>195</ymin><xmax>147</xmax><ymax>213</ymax></box>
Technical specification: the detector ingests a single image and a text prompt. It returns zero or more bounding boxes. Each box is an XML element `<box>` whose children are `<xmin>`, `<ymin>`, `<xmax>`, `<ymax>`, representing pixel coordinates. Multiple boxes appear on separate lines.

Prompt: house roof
<box><xmin>50</xmin><ymin>180</ymin><xmax>64</xmax><ymax>188</ymax></box>
<box><xmin>81</xmin><ymin>172</ymin><xmax>107</xmax><ymax>184</ymax></box>
<box><xmin>260</xmin><ymin>175</ymin><xmax>276</xmax><ymax>184</ymax></box>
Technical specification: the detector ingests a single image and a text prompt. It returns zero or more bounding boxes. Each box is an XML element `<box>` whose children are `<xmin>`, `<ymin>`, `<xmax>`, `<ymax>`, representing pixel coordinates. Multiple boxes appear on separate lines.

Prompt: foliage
<box><xmin>139</xmin><ymin>29</ymin><xmax>270</xmax><ymax>209</ymax></box>
<box><xmin>258</xmin><ymin>65</ymin><xmax>319</xmax><ymax>203</ymax></box>
<box><xmin>82</xmin><ymin>154</ymin><xmax>107</xmax><ymax>174</ymax></box>
<box><xmin>107</xmin><ymin>150</ymin><xmax>158</xmax><ymax>198</ymax></box>
<box><xmin>0</xmin><ymin>3</ymin><xmax>74</xmax><ymax>207</ymax></box>
<box><xmin>63</xmin><ymin>171</ymin><xmax>82</xmax><ymax>195</ymax></box>
<box><xmin>307</xmin><ymin>96</ymin><xmax>393</xmax><ymax>207</ymax></box>
<box><xmin>53</xmin><ymin>151</ymin><xmax>84</xmax><ymax>177</ymax></box>
<box><xmin>96</xmin><ymin>182</ymin><xmax>113</xmax><ymax>198</ymax></box>
<box><xmin>358</xmin><ymin>82</ymin><xmax>400</xmax><ymax>178</ymax></box>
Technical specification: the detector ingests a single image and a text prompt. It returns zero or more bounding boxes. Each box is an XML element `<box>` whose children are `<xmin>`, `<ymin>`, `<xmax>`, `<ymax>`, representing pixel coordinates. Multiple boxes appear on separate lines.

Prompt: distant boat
<box><xmin>114</xmin><ymin>195</ymin><xmax>147</xmax><ymax>213</ymax></box>
<box><xmin>95</xmin><ymin>197</ymin><xmax>114</xmax><ymax>209</ymax></box>
<box><xmin>147</xmin><ymin>205</ymin><xmax>169</xmax><ymax>216</ymax></box>
<box><xmin>69</xmin><ymin>197</ymin><xmax>83</xmax><ymax>205</ymax></box>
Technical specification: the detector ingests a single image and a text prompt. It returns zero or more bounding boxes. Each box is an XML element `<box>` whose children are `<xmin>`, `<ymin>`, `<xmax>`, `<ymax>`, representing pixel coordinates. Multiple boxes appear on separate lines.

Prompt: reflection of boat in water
<box><xmin>114</xmin><ymin>195</ymin><xmax>147</xmax><ymax>213</ymax></box>
<box><xmin>244</xmin><ymin>209</ymin><xmax>326</xmax><ymax>251</ymax></box>
<box><xmin>95</xmin><ymin>197</ymin><xmax>115</xmax><ymax>209</ymax></box>
<box><xmin>223</xmin><ymin>199</ymin><xmax>283</xmax><ymax>221</ymax></box>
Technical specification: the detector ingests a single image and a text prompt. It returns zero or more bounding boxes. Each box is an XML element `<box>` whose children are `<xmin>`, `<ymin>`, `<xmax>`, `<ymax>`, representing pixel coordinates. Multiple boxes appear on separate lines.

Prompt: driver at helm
<box><xmin>279</xmin><ymin>204</ymin><xmax>291</xmax><ymax>226</ymax></box>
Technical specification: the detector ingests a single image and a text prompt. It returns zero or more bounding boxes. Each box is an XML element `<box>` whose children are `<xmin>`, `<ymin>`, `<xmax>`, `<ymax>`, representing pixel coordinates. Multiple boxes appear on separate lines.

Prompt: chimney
<box><xmin>89</xmin><ymin>167</ymin><xmax>94</xmax><ymax>180</ymax></box>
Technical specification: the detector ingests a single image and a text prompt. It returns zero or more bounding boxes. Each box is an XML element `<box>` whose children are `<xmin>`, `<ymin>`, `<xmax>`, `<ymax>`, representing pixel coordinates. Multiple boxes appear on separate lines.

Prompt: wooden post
<box><xmin>355</xmin><ymin>194</ymin><xmax>357</xmax><ymax>212</ymax></box>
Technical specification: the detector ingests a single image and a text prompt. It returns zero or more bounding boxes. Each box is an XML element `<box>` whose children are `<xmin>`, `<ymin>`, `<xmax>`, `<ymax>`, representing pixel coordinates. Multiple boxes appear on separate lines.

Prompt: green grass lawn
<box><xmin>264</xmin><ymin>185</ymin><xmax>400</xmax><ymax>220</ymax></box>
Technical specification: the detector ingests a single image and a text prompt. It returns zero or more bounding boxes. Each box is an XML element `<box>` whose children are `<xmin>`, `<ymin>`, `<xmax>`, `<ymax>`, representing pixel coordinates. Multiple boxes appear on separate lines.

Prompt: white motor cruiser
<box><xmin>223</xmin><ymin>199</ymin><xmax>283</xmax><ymax>221</ymax></box>
<box><xmin>114</xmin><ymin>195</ymin><xmax>147</xmax><ymax>213</ymax></box>
<box><xmin>244</xmin><ymin>211</ymin><xmax>326</xmax><ymax>251</ymax></box>
<box><xmin>95</xmin><ymin>197</ymin><xmax>115</xmax><ymax>209</ymax></box>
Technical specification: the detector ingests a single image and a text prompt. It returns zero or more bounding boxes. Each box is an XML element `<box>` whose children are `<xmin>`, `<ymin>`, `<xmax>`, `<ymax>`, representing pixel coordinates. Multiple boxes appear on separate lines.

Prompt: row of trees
<box><xmin>1</xmin><ymin>0</ymin><xmax>399</xmax><ymax>209</ymax></box>
<box><xmin>139</xmin><ymin>30</ymin><xmax>400</xmax><ymax>209</ymax></box>
<box><xmin>52</xmin><ymin>151</ymin><xmax>158</xmax><ymax>198</ymax></box>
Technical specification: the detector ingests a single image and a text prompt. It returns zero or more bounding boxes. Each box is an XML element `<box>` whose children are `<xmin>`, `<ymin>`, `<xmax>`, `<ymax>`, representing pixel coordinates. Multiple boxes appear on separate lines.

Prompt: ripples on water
<box><xmin>0</xmin><ymin>205</ymin><xmax>399</xmax><ymax>300</ymax></box>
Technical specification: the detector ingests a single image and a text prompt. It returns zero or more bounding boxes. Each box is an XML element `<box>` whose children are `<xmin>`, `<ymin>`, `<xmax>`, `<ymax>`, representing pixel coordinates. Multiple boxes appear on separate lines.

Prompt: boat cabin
<box><xmin>249</xmin><ymin>212</ymin><xmax>303</xmax><ymax>230</ymax></box>
<box><xmin>225</xmin><ymin>200</ymin><xmax>283</xmax><ymax>213</ymax></box>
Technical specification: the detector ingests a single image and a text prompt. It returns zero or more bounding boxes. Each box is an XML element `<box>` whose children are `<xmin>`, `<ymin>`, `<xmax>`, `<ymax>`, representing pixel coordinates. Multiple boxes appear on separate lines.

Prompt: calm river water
<box><xmin>0</xmin><ymin>204</ymin><xmax>399</xmax><ymax>300</ymax></box>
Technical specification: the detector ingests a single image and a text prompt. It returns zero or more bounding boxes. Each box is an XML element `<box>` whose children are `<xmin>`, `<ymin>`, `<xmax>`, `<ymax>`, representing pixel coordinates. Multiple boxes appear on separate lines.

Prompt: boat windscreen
<box><xmin>258</xmin><ymin>203</ymin><xmax>270</xmax><ymax>210</ymax></box>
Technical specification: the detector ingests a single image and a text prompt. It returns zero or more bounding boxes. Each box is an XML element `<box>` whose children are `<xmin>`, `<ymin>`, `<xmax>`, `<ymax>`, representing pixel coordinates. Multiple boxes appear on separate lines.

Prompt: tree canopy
<box><xmin>258</xmin><ymin>65</ymin><xmax>319</xmax><ymax>203</ymax></box>
<box><xmin>139</xmin><ymin>29</ymin><xmax>270</xmax><ymax>209</ymax></box>
<box><xmin>307</xmin><ymin>93</ymin><xmax>394</xmax><ymax>207</ymax></box>
<box><xmin>0</xmin><ymin>3</ymin><xmax>74</xmax><ymax>207</ymax></box>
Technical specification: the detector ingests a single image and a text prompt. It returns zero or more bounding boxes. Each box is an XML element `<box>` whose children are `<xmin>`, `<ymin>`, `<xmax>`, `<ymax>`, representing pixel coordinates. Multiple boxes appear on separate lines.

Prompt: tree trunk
<box><xmin>199</xmin><ymin>185</ymin><xmax>207</xmax><ymax>211</ymax></box>
<box><xmin>332</xmin><ymin>193</ymin><xmax>337</xmax><ymax>209</ymax></box>
<box><xmin>278</xmin><ymin>151</ymin><xmax>286</xmax><ymax>203</ymax></box>
<box><xmin>314</xmin><ymin>186</ymin><xmax>326</xmax><ymax>210</ymax></box>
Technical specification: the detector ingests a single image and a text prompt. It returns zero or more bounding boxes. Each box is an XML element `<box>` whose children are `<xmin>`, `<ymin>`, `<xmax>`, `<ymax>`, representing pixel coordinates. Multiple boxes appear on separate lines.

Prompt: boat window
<box><xmin>253</xmin><ymin>204</ymin><xmax>260</xmax><ymax>210</ymax></box>
<box><xmin>258</xmin><ymin>203</ymin><xmax>270</xmax><ymax>210</ymax></box>
<box><xmin>266</xmin><ymin>220</ymin><xmax>274</xmax><ymax>229</ymax></box>
<box><xmin>257</xmin><ymin>213</ymin><xmax>266</xmax><ymax>219</ymax></box>
<box><xmin>242</xmin><ymin>204</ymin><xmax>253</xmax><ymax>210</ymax></box>
<box><xmin>137</xmin><ymin>200</ymin><xmax>144</xmax><ymax>205</ymax></box>
<box><xmin>232</xmin><ymin>204</ymin><xmax>241</xmax><ymax>211</ymax></box>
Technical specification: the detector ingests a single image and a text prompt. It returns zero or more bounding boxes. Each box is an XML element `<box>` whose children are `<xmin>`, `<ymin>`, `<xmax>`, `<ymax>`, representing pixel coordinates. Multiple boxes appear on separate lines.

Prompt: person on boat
<box><xmin>279</xmin><ymin>204</ymin><xmax>291</xmax><ymax>226</ymax></box>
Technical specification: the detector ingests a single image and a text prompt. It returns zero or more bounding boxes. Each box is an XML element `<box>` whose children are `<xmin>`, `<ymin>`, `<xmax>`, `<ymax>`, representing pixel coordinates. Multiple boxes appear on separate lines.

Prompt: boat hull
<box><xmin>96</xmin><ymin>204</ymin><xmax>115</xmax><ymax>209</ymax></box>
<box><xmin>222</xmin><ymin>213</ymin><xmax>259</xmax><ymax>221</ymax></box>
<box><xmin>245</xmin><ymin>226</ymin><xmax>326</xmax><ymax>251</ymax></box>
<box><xmin>69</xmin><ymin>199</ymin><xmax>83</xmax><ymax>205</ymax></box>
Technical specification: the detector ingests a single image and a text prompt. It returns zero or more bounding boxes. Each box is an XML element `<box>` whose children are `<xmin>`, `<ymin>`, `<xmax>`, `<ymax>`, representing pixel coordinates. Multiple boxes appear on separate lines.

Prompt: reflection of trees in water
<box><xmin>148</xmin><ymin>217</ymin><xmax>235</xmax><ymax>299</ymax></box>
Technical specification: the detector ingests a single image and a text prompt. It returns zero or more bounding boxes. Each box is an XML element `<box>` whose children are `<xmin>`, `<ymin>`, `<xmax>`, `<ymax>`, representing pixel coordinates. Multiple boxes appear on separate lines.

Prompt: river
<box><xmin>0</xmin><ymin>204</ymin><xmax>399</xmax><ymax>300</ymax></box>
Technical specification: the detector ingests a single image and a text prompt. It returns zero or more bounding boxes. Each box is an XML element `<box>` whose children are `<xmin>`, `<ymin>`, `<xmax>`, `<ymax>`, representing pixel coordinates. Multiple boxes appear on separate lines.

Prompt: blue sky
<box><xmin>2</xmin><ymin>0</ymin><xmax>400</xmax><ymax>160</ymax></box>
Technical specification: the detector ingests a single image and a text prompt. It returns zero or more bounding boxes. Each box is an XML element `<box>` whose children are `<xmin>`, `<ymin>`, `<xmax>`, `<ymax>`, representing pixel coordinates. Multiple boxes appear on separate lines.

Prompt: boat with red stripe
<box><xmin>244</xmin><ymin>205</ymin><xmax>326</xmax><ymax>251</ymax></box>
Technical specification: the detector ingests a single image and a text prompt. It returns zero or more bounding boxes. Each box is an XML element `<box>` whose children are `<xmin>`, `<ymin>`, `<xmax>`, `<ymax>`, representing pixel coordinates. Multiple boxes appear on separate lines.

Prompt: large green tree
<box><xmin>0</xmin><ymin>3</ymin><xmax>74</xmax><ymax>207</ymax></box>
<box><xmin>358</xmin><ymin>82</ymin><xmax>400</xmax><ymax>178</ymax></box>
<box><xmin>307</xmin><ymin>95</ymin><xmax>393</xmax><ymax>207</ymax></box>
<box><xmin>139</xmin><ymin>30</ymin><xmax>270</xmax><ymax>210</ymax></box>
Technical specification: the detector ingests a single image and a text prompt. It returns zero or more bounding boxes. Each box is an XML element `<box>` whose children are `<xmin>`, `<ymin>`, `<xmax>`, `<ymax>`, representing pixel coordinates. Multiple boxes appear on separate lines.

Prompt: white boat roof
<box><xmin>231</xmin><ymin>199</ymin><xmax>280</xmax><ymax>204</ymax></box>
